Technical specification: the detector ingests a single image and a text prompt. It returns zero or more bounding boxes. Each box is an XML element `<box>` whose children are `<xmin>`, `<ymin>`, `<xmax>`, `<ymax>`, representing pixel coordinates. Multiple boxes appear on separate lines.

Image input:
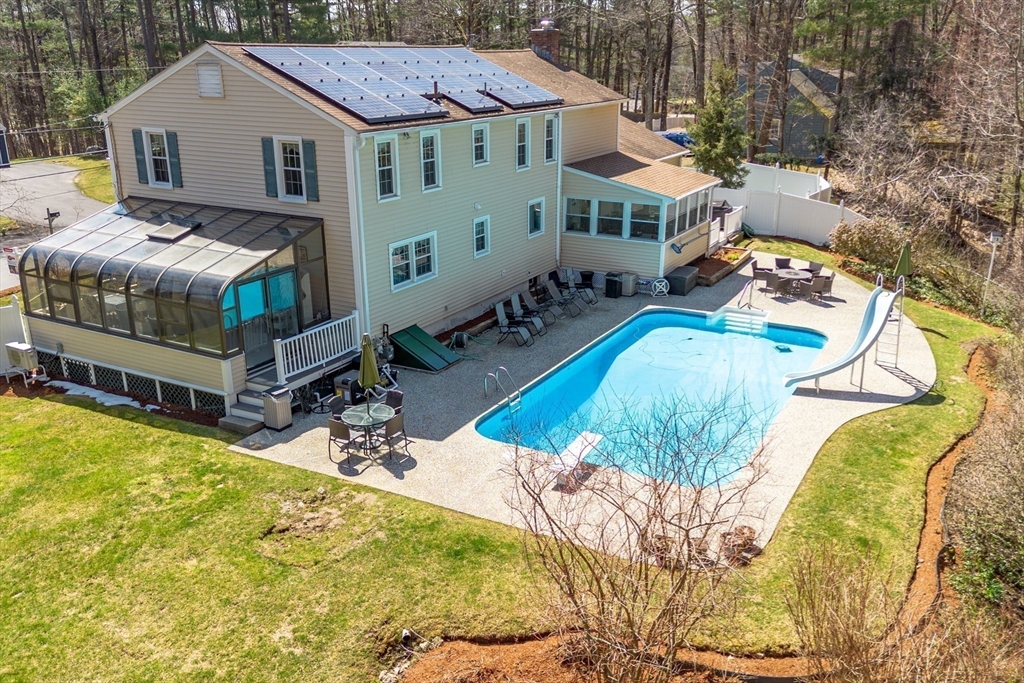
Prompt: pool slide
<box><xmin>783</xmin><ymin>286</ymin><xmax>898</xmax><ymax>391</ymax></box>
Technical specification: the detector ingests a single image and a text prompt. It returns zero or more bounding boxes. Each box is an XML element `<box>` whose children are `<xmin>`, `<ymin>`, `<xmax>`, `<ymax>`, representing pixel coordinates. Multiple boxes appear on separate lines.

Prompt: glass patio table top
<box><xmin>340</xmin><ymin>403</ymin><xmax>395</xmax><ymax>428</ymax></box>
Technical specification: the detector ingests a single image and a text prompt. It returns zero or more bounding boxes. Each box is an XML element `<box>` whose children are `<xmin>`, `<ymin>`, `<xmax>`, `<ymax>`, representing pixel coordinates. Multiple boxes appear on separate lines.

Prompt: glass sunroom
<box><xmin>20</xmin><ymin>198</ymin><xmax>331</xmax><ymax>371</ymax></box>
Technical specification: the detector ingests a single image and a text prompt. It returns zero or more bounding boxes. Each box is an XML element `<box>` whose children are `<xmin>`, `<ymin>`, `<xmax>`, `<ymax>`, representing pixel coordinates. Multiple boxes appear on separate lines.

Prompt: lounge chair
<box><xmin>775</xmin><ymin>257</ymin><xmax>791</xmax><ymax>269</ymax></box>
<box><xmin>328</xmin><ymin>417</ymin><xmax>359</xmax><ymax>463</ymax></box>
<box><xmin>510</xmin><ymin>293</ymin><xmax>547</xmax><ymax>336</ymax></box>
<box><xmin>384</xmin><ymin>388</ymin><xmax>403</xmax><ymax>414</ymax></box>
<box><xmin>549</xmin><ymin>270</ymin><xmax>597</xmax><ymax>306</ymax></box>
<box><xmin>494</xmin><ymin>303</ymin><xmax>534</xmax><ymax>346</ymax></box>
<box><xmin>523</xmin><ymin>289</ymin><xmax>565</xmax><ymax>321</ymax></box>
<box><xmin>544</xmin><ymin>280</ymin><xmax>584</xmax><ymax>317</ymax></box>
<box><xmin>377</xmin><ymin>412</ymin><xmax>408</xmax><ymax>458</ymax></box>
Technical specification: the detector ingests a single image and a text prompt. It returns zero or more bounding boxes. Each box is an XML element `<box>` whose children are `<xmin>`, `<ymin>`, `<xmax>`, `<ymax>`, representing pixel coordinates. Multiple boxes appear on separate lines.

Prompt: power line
<box><xmin>8</xmin><ymin>125</ymin><xmax>105</xmax><ymax>136</ymax></box>
<box><xmin>7</xmin><ymin>114</ymin><xmax>102</xmax><ymax>133</ymax></box>
<box><xmin>0</xmin><ymin>65</ymin><xmax>169</xmax><ymax>76</ymax></box>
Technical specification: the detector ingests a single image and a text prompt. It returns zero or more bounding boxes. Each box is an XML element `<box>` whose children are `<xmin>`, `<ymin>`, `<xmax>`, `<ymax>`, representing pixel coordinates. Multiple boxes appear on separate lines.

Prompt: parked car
<box><xmin>660</xmin><ymin>131</ymin><xmax>694</xmax><ymax>147</ymax></box>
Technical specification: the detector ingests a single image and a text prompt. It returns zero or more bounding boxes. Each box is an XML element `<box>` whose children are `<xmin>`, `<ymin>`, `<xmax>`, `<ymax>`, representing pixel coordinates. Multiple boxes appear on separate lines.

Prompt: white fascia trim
<box><xmin>672</xmin><ymin>179</ymin><xmax>722</xmax><ymax>202</ymax></box>
<box><xmin>563</xmin><ymin>166</ymin><xmax>669</xmax><ymax>201</ymax></box>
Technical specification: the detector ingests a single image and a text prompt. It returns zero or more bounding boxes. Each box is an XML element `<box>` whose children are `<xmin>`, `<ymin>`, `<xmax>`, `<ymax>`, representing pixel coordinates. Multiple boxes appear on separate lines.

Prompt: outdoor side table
<box><xmin>340</xmin><ymin>403</ymin><xmax>396</xmax><ymax>455</ymax></box>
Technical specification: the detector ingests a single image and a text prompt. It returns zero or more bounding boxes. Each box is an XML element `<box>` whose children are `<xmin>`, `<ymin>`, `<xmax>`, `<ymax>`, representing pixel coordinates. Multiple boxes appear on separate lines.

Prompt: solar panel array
<box><xmin>243</xmin><ymin>45</ymin><xmax>563</xmax><ymax>124</ymax></box>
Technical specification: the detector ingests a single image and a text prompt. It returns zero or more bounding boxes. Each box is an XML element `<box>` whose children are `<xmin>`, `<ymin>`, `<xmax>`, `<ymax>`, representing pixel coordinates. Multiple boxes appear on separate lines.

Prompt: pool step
<box><xmin>709</xmin><ymin>306</ymin><xmax>770</xmax><ymax>335</ymax></box>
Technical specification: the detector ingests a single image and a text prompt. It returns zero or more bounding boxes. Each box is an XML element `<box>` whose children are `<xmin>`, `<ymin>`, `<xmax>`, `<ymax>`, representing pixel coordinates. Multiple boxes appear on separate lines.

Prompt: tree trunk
<box><xmin>745</xmin><ymin>0</ymin><xmax>759</xmax><ymax>160</ymax></box>
<box><xmin>695</xmin><ymin>0</ymin><xmax>706</xmax><ymax>107</ymax></box>
<box><xmin>660</xmin><ymin>0</ymin><xmax>674</xmax><ymax>131</ymax></box>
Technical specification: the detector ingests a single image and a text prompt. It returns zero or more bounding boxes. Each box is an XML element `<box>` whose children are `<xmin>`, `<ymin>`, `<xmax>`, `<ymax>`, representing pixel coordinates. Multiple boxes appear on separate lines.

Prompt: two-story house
<box><xmin>17</xmin><ymin>24</ymin><xmax>719</xmax><ymax>424</ymax></box>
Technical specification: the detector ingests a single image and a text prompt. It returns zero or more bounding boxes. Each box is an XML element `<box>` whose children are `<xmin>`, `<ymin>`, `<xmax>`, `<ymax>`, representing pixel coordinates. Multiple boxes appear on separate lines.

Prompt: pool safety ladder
<box><xmin>484</xmin><ymin>366</ymin><xmax>522</xmax><ymax>414</ymax></box>
<box><xmin>708</xmin><ymin>305</ymin><xmax>770</xmax><ymax>335</ymax></box>
<box><xmin>874</xmin><ymin>275</ymin><xmax>905</xmax><ymax>368</ymax></box>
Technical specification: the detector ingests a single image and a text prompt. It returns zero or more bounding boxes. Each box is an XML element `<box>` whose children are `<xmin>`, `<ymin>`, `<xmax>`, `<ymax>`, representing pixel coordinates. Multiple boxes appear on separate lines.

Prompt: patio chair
<box><xmin>328</xmin><ymin>417</ymin><xmax>359</xmax><ymax>463</ymax></box>
<box><xmin>523</xmin><ymin>289</ymin><xmax>565</xmax><ymax>321</ymax></box>
<box><xmin>544</xmin><ymin>279</ymin><xmax>584</xmax><ymax>317</ymax></box>
<box><xmin>810</xmin><ymin>275</ymin><xmax>827</xmax><ymax>299</ymax></box>
<box><xmin>378</xmin><ymin>412</ymin><xmax>408</xmax><ymax>458</ymax></box>
<box><xmin>327</xmin><ymin>395</ymin><xmax>348</xmax><ymax>417</ymax></box>
<box><xmin>794</xmin><ymin>280</ymin><xmax>814</xmax><ymax>299</ymax></box>
<box><xmin>760</xmin><ymin>272</ymin><xmax>781</xmax><ymax>296</ymax></box>
<box><xmin>384</xmin><ymin>388</ymin><xmax>404</xmax><ymax>414</ymax></box>
<box><xmin>806</xmin><ymin>261</ymin><xmax>824</xmax><ymax>275</ymax></box>
<box><xmin>820</xmin><ymin>273</ymin><xmax>835</xmax><ymax>299</ymax></box>
<box><xmin>774</xmin><ymin>257</ymin><xmax>791</xmax><ymax>269</ymax></box>
<box><xmin>494</xmin><ymin>303</ymin><xmax>534</xmax><ymax>346</ymax></box>
<box><xmin>510</xmin><ymin>293</ymin><xmax>548</xmax><ymax>336</ymax></box>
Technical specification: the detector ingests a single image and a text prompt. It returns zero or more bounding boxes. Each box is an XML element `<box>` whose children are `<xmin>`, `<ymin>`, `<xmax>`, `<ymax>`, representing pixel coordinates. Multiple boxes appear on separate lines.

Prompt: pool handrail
<box><xmin>782</xmin><ymin>286</ymin><xmax>898</xmax><ymax>392</ymax></box>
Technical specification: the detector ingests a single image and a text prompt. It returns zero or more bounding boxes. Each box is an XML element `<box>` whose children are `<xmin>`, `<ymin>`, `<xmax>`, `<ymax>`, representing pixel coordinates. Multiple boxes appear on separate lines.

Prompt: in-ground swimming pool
<box><xmin>475</xmin><ymin>308</ymin><xmax>827</xmax><ymax>484</ymax></box>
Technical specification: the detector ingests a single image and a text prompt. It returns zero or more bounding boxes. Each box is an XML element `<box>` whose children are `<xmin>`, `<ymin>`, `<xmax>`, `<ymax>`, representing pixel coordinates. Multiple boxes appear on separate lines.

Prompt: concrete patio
<box><xmin>231</xmin><ymin>252</ymin><xmax>937</xmax><ymax>546</ymax></box>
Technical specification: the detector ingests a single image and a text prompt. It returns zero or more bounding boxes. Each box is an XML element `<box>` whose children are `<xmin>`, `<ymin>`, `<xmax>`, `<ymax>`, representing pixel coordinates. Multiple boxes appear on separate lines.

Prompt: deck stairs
<box><xmin>708</xmin><ymin>305</ymin><xmax>770</xmax><ymax>335</ymax></box>
<box><xmin>874</xmin><ymin>275</ymin><xmax>905</xmax><ymax>368</ymax></box>
<box><xmin>484</xmin><ymin>366</ymin><xmax>521</xmax><ymax>414</ymax></box>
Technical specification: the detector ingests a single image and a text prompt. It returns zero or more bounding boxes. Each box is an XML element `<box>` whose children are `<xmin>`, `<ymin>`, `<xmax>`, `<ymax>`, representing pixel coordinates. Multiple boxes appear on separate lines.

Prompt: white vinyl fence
<box><xmin>715</xmin><ymin>163</ymin><xmax>866</xmax><ymax>246</ymax></box>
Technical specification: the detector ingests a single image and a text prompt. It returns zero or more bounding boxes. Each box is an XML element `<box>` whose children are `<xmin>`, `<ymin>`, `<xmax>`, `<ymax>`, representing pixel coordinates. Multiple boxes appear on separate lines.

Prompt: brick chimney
<box><xmin>530</xmin><ymin>18</ymin><xmax>561</xmax><ymax>64</ymax></box>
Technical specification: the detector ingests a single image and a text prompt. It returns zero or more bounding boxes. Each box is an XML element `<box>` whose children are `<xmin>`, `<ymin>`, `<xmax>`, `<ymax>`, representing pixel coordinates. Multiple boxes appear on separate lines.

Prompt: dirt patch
<box><xmin>401</xmin><ymin>347</ymin><xmax>998</xmax><ymax>682</ymax></box>
<box><xmin>0</xmin><ymin>375</ymin><xmax>222</xmax><ymax>427</ymax></box>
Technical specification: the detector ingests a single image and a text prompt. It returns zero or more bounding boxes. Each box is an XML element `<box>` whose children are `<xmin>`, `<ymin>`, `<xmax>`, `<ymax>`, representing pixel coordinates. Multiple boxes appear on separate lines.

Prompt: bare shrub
<box><xmin>947</xmin><ymin>340</ymin><xmax>1024</xmax><ymax>610</ymax></box>
<box><xmin>785</xmin><ymin>544</ymin><xmax>1024</xmax><ymax>682</ymax></box>
<box><xmin>505</xmin><ymin>393</ymin><xmax>769</xmax><ymax>683</ymax></box>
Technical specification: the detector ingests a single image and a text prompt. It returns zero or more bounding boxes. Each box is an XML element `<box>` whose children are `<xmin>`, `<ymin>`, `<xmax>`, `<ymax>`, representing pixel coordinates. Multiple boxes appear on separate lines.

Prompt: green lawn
<box><xmin>0</xmin><ymin>236</ymin><xmax>998</xmax><ymax>674</ymax></box>
<box><xmin>692</xmin><ymin>237</ymin><xmax>998</xmax><ymax>653</ymax></box>
<box><xmin>51</xmin><ymin>155</ymin><xmax>116</xmax><ymax>204</ymax></box>
<box><xmin>0</xmin><ymin>396</ymin><xmax>544</xmax><ymax>681</ymax></box>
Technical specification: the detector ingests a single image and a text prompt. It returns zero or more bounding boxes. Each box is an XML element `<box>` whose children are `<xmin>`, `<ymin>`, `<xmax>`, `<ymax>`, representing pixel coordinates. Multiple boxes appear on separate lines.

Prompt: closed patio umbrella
<box><xmin>358</xmin><ymin>333</ymin><xmax>380</xmax><ymax>414</ymax></box>
<box><xmin>893</xmin><ymin>240</ymin><xmax>911</xmax><ymax>280</ymax></box>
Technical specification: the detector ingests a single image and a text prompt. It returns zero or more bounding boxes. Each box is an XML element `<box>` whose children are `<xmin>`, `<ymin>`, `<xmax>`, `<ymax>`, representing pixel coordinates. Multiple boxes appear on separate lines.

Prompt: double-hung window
<box><xmin>144</xmin><ymin>128</ymin><xmax>171</xmax><ymax>187</ymax></box>
<box><xmin>389</xmin><ymin>232</ymin><xmax>437</xmax><ymax>290</ymax></box>
<box><xmin>473</xmin><ymin>216</ymin><xmax>490</xmax><ymax>257</ymax></box>
<box><xmin>544</xmin><ymin>114</ymin><xmax>558</xmax><ymax>163</ymax></box>
<box><xmin>275</xmin><ymin>137</ymin><xmax>305</xmax><ymax>200</ymax></box>
<box><xmin>515</xmin><ymin>118</ymin><xmax>530</xmax><ymax>171</ymax></box>
<box><xmin>375</xmin><ymin>136</ymin><xmax>399</xmax><ymax>201</ymax></box>
<box><xmin>420</xmin><ymin>130</ymin><xmax>441</xmax><ymax>191</ymax></box>
<box><xmin>564</xmin><ymin>198</ymin><xmax>591</xmax><ymax>233</ymax></box>
<box><xmin>472</xmin><ymin>123</ymin><xmax>489</xmax><ymax>166</ymax></box>
<box><xmin>527</xmin><ymin>197</ymin><xmax>545</xmax><ymax>237</ymax></box>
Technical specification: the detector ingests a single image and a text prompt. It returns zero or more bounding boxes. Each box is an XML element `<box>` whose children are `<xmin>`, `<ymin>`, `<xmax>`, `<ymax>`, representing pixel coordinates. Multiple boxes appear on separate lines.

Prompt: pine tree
<box><xmin>691</xmin><ymin>65</ymin><xmax>749</xmax><ymax>189</ymax></box>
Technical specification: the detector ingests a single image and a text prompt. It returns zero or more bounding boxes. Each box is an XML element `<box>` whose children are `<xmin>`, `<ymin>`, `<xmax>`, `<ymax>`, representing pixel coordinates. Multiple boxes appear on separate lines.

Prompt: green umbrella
<box><xmin>893</xmin><ymin>240</ymin><xmax>912</xmax><ymax>280</ymax></box>
<box><xmin>358</xmin><ymin>333</ymin><xmax>380</xmax><ymax>414</ymax></box>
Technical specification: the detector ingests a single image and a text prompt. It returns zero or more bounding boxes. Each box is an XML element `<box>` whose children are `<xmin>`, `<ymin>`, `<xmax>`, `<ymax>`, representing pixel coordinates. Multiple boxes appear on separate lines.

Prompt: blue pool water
<box><xmin>475</xmin><ymin>309</ymin><xmax>826</xmax><ymax>484</ymax></box>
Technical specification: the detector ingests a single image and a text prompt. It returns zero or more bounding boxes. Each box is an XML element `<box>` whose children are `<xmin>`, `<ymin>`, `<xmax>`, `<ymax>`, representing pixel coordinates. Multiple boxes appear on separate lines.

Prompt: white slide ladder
<box><xmin>708</xmin><ymin>305</ymin><xmax>770</xmax><ymax>335</ymax></box>
<box><xmin>875</xmin><ymin>275</ymin><xmax>905</xmax><ymax>368</ymax></box>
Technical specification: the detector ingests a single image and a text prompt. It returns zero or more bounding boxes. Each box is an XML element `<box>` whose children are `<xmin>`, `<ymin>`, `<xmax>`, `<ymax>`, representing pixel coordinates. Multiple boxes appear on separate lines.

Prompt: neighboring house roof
<box><xmin>617</xmin><ymin>116</ymin><xmax>689</xmax><ymax>161</ymax></box>
<box><xmin>788</xmin><ymin>68</ymin><xmax>836</xmax><ymax>119</ymax></box>
<box><xmin>210</xmin><ymin>43</ymin><xmax>622</xmax><ymax>133</ymax></box>
<box><xmin>567</xmin><ymin>151</ymin><xmax>719</xmax><ymax>200</ymax></box>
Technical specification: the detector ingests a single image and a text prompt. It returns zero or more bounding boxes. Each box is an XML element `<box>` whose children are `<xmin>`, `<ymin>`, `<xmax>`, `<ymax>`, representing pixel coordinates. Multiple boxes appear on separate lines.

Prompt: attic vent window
<box><xmin>196</xmin><ymin>63</ymin><xmax>223</xmax><ymax>98</ymax></box>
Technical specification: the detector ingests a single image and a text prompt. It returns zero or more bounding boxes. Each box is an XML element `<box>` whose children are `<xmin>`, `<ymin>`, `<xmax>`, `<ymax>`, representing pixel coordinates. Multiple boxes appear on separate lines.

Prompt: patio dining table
<box><xmin>340</xmin><ymin>403</ymin><xmax>395</xmax><ymax>455</ymax></box>
<box><xmin>774</xmin><ymin>268</ymin><xmax>813</xmax><ymax>282</ymax></box>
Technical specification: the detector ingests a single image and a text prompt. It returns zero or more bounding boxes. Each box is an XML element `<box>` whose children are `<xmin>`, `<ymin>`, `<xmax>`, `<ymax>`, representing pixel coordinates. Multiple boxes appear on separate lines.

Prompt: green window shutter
<box><xmin>131</xmin><ymin>129</ymin><xmax>148</xmax><ymax>184</ymax></box>
<box><xmin>166</xmin><ymin>132</ymin><xmax>183</xmax><ymax>187</ymax></box>
<box><xmin>302</xmin><ymin>139</ymin><xmax>319</xmax><ymax>201</ymax></box>
<box><xmin>261</xmin><ymin>137</ymin><xmax>277</xmax><ymax>197</ymax></box>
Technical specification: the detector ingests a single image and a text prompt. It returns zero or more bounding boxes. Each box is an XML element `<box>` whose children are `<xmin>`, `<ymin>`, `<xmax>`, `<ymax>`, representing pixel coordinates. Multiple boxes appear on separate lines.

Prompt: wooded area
<box><xmin>2</xmin><ymin>0</ymin><xmax>1022</xmax><ymax>239</ymax></box>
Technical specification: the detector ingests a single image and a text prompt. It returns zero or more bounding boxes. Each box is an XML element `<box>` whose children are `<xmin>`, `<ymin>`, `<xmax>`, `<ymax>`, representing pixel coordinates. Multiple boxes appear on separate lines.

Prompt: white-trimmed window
<box><xmin>597</xmin><ymin>201</ymin><xmax>624</xmax><ymax>236</ymax></box>
<box><xmin>472</xmin><ymin>123</ymin><xmax>489</xmax><ymax>166</ymax></box>
<box><xmin>630</xmin><ymin>203</ymin><xmax>661</xmax><ymax>240</ymax></box>
<box><xmin>473</xmin><ymin>216</ymin><xmax>490</xmax><ymax>257</ymax></box>
<box><xmin>375</xmin><ymin>136</ymin><xmax>399</xmax><ymax>201</ymax></box>
<box><xmin>564</xmin><ymin>198</ymin><xmax>591</xmax><ymax>233</ymax></box>
<box><xmin>143</xmin><ymin>128</ymin><xmax>171</xmax><ymax>188</ymax></box>
<box><xmin>515</xmin><ymin>118</ymin><xmax>531</xmax><ymax>171</ymax></box>
<box><xmin>274</xmin><ymin>136</ymin><xmax>305</xmax><ymax>201</ymax></box>
<box><xmin>544</xmin><ymin>114</ymin><xmax>558</xmax><ymax>163</ymax></box>
<box><xmin>420</xmin><ymin>129</ymin><xmax>441</xmax><ymax>191</ymax></box>
<box><xmin>769</xmin><ymin>118</ymin><xmax>781</xmax><ymax>142</ymax></box>
<box><xmin>389</xmin><ymin>232</ymin><xmax>437</xmax><ymax>290</ymax></box>
<box><xmin>527</xmin><ymin>197</ymin><xmax>545</xmax><ymax>237</ymax></box>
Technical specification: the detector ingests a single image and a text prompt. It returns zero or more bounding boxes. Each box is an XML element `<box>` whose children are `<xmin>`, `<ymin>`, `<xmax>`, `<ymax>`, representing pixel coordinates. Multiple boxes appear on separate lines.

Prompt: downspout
<box><xmin>350</xmin><ymin>134</ymin><xmax>372</xmax><ymax>336</ymax></box>
<box><xmin>555</xmin><ymin>113</ymin><xmax>563</xmax><ymax>267</ymax></box>
<box><xmin>102</xmin><ymin>118</ymin><xmax>122</xmax><ymax>201</ymax></box>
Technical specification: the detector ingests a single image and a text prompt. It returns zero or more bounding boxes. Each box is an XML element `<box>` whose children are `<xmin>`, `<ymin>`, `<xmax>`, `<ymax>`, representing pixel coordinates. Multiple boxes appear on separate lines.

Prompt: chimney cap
<box><xmin>539</xmin><ymin>17</ymin><xmax>556</xmax><ymax>29</ymax></box>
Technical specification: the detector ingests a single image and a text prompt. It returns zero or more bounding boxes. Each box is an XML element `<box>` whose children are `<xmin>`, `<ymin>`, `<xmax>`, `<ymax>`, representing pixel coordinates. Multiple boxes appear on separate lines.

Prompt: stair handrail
<box><xmin>736</xmin><ymin>279</ymin><xmax>760</xmax><ymax>310</ymax></box>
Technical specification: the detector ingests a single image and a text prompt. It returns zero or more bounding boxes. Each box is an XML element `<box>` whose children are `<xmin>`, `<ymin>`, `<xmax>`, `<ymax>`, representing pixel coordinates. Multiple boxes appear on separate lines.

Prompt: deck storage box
<box><xmin>666</xmin><ymin>265</ymin><xmax>699</xmax><ymax>296</ymax></box>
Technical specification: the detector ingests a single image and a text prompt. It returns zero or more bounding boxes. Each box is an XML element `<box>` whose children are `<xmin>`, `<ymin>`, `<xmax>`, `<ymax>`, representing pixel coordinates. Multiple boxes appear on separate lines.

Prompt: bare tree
<box><xmin>505</xmin><ymin>393</ymin><xmax>770</xmax><ymax>683</ymax></box>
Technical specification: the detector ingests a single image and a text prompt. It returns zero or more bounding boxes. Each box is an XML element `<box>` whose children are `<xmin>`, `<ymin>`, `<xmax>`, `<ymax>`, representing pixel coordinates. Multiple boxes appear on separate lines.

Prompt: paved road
<box><xmin>1</xmin><ymin>161</ymin><xmax>111</xmax><ymax>291</ymax></box>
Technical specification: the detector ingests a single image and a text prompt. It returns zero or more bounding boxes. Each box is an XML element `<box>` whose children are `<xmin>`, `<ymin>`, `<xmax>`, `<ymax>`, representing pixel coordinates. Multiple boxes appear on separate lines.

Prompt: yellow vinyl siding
<box><xmin>106</xmin><ymin>59</ymin><xmax>356</xmax><ymax>315</ymax></box>
<box><xmin>560</xmin><ymin>232</ymin><xmax>662</xmax><ymax>278</ymax></box>
<box><xmin>562</xmin><ymin>104</ymin><xmax>619</xmax><ymax>163</ymax></box>
<box><xmin>359</xmin><ymin>115</ymin><xmax>558</xmax><ymax>335</ymax></box>
<box><xmin>663</xmin><ymin>222</ymin><xmax>710</xmax><ymax>272</ymax></box>
<box><xmin>27</xmin><ymin>317</ymin><xmax>229</xmax><ymax>391</ymax></box>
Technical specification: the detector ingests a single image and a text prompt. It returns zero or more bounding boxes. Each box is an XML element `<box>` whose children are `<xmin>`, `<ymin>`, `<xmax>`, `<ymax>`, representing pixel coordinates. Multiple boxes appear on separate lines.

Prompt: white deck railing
<box><xmin>272</xmin><ymin>310</ymin><xmax>360</xmax><ymax>384</ymax></box>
